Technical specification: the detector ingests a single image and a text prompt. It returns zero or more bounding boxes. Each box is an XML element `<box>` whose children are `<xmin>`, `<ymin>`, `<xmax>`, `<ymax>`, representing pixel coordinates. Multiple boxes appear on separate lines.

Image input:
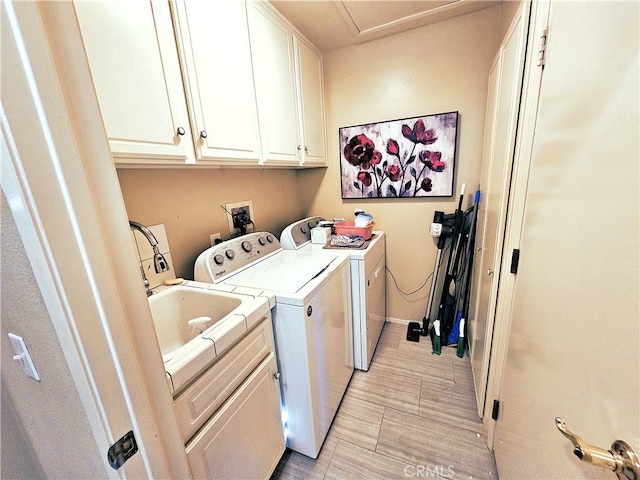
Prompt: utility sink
<box><xmin>149</xmin><ymin>285</ymin><xmax>242</xmax><ymax>358</ymax></box>
<box><xmin>148</xmin><ymin>283</ymin><xmax>272</xmax><ymax>394</ymax></box>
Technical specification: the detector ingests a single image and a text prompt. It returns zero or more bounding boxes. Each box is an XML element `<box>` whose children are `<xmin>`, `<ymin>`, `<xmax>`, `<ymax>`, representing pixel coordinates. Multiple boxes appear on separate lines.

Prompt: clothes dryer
<box><xmin>281</xmin><ymin>217</ymin><xmax>386</xmax><ymax>371</ymax></box>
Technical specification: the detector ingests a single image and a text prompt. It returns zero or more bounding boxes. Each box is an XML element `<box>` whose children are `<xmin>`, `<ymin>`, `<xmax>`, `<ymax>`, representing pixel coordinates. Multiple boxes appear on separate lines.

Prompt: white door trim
<box><xmin>483</xmin><ymin>0</ymin><xmax>551</xmax><ymax>449</ymax></box>
<box><xmin>2</xmin><ymin>1</ymin><xmax>189</xmax><ymax>477</ymax></box>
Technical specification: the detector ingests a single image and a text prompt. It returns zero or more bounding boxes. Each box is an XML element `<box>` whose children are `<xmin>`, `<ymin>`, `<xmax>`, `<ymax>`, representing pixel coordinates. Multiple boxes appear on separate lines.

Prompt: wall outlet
<box><xmin>225</xmin><ymin>200</ymin><xmax>254</xmax><ymax>236</ymax></box>
<box><xmin>210</xmin><ymin>232</ymin><xmax>222</xmax><ymax>246</ymax></box>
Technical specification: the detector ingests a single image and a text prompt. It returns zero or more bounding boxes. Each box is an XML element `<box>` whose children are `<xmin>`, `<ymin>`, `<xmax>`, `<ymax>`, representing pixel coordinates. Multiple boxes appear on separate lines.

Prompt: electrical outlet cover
<box><xmin>210</xmin><ymin>233</ymin><xmax>222</xmax><ymax>246</ymax></box>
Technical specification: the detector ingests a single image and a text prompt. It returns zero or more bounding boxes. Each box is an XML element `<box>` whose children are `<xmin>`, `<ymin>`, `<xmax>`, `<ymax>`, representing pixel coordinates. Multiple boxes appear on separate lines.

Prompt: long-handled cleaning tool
<box><xmin>454</xmin><ymin>189</ymin><xmax>480</xmax><ymax>356</ymax></box>
<box><xmin>430</xmin><ymin>184</ymin><xmax>466</xmax><ymax>353</ymax></box>
<box><xmin>406</xmin><ymin>190</ymin><xmax>462</xmax><ymax>343</ymax></box>
<box><xmin>406</xmin><ymin>213</ymin><xmax>449</xmax><ymax>342</ymax></box>
<box><xmin>447</xmin><ymin>188</ymin><xmax>480</xmax><ymax>346</ymax></box>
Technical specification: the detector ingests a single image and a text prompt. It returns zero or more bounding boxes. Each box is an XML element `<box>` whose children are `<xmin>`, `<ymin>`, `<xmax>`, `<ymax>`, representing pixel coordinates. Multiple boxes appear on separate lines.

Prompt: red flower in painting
<box><xmin>386</xmin><ymin>164</ymin><xmax>402</xmax><ymax>182</ymax></box>
<box><xmin>402</xmin><ymin>119</ymin><xmax>438</xmax><ymax>145</ymax></box>
<box><xmin>357</xmin><ymin>171</ymin><xmax>373</xmax><ymax>187</ymax></box>
<box><xmin>344</xmin><ymin>134</ymin><xmax>380</xmax><ymax>169</ymax></box>
<box><xmin>421</xmin><ymin>177</ymin><xmax>433</xmax><ymax>192</ymax></box>
<box><xmin>420</xmin><ymin>150</ymin><xmax>445</xmax><ymax>172</ymax></box>
<box><xmin>369</xmin><ymin>150</ymin><xmax>382</xmax><ymax>168</ymax></box>
<box><xmin>386</xmin><ymin>139</ymin><xmax>400</xmax><ymax>156</ymax></box>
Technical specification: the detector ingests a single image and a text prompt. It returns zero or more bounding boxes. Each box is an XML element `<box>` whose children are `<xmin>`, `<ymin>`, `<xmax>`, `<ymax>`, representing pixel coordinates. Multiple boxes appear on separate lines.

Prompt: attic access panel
<box><xmin>339</xmin><ymin>111</ymin><xmax>458</xmax><ymax>198</ymax></box>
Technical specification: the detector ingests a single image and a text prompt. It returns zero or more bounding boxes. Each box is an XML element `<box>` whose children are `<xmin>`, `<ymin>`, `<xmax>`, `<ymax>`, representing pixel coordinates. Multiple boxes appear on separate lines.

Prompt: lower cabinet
<box><xmin>173</xmin><ymin>317</ymin><xmax>285</xmax><ymax>479</ymax></box>
<box><xmin>185</xmin><ymin>353</ymin><xmax>284</xmax><ymax>479</ymax></box>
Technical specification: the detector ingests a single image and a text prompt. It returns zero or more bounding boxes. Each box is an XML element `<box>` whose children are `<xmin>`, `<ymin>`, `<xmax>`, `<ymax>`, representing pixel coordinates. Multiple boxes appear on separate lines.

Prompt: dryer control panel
<box><xmin>194</xmin><ymin>232</ymin><xmax>281</xmax><ymax>283</ymax></box>
<box><xmin>280</xmin><ymin>216</ymin><xmax>324</xmax><ymax>250</ymax></box>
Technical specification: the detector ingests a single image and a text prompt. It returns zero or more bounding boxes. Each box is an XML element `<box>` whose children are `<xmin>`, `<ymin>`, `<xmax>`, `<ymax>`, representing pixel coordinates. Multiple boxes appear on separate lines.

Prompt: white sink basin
<box><xmin>149</xmin><ymin>285</ymin><xmax>242</xmax><ymax>358</ymax></box>
<box><xmin>147</xmin><ymin>283</ymin><xmax>273</xmax><ymax>393</ymax></box>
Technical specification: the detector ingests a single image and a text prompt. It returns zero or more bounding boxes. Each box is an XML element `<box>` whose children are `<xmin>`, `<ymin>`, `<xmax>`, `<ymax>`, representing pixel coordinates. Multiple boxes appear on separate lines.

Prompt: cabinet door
<box><xmin>74</xmin><ymin>0</ymin><xmax>194</xmax><ymax>166</ymax></box>
<box><xmin>295</xmin><ymin>38</ymin><xmax>327</xmax><ymax>166</ymax></box>
<box><xmin>185</xmin><ymin>353</ymin><xmax>285</xmax><ymax>480</ymax></box>
<box><xmin>247</xmin><ymin>2</ymin><xmax>302</xmax><ymax>166</ymax></box>
<box><xmin>172</xmin><ymin>0</ymin><xmax>261</xmax><ymax>165</ymax></box>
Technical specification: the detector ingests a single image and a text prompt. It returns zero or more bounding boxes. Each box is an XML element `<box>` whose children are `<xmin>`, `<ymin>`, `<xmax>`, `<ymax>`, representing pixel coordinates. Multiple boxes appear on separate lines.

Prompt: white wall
<box><xmin>299</xmin><ymin>6</ymin><xmax>503</xmax><ymax>323</ymax></box>
<box><xmin>1</xmin><ymin>194</ymin><xmax>105</xmax><ymax>478</ymax></box>
<box><xmin>118</xmin><ymin>167</ymin><xmax>304</xmax><ymax>280</ymax></box>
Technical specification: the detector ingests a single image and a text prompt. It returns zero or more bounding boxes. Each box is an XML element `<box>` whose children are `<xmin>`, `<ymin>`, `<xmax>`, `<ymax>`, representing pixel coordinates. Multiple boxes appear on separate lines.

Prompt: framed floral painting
<box><xmin>339</xmin><ymin>111</ymin><xmax>458</xmax><ymax>198</ymax></box>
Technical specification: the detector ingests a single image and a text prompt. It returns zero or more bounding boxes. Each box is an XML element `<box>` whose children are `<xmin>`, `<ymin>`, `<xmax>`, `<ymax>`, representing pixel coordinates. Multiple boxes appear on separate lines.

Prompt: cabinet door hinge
<box><xmin>491</xmin><ymin>400</ymin><xmax>500</xmax><ymax>420</ymax></box>
<box><xmin>510</xmin><ymin>249</ymin><xmax>520</xmax><ymax>274</ymax></box>
<box><xmin>538</xmin><ymin>27</ymin><xmax>549</xmax><ymax>67</ymax></box>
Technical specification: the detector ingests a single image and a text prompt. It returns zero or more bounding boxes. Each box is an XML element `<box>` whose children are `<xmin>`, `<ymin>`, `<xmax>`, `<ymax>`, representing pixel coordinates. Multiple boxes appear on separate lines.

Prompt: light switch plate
<box><xmin>8</xmin><ymin>333</ymin><xmax>40</xmax><ymax>381</ymax></box>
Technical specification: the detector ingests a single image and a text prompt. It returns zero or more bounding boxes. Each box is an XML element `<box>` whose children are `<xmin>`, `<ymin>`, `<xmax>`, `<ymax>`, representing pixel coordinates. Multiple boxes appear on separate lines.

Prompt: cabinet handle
<box><xmin>200</xmin><ymin>130</ymin><xmax>207</xmax><ymax>139</ymax></box>
<box><xmin>176</xmin><ymin>127</ymin><xmax>185</xmax><ymax>136</ymax></box>
<box><xmin>273</xmin><ymin>372</ymin><xmax>280</xmax><ymax>380</ymax></box>
<box><xmin>297</xmin><ymin>145</ymin><xmax>302</xmax><ymax>151</ymax></box>
<box><xmin>304</xmin><ymin>146</ymin><xmax>309</xmax><ymax>152</ymax></box>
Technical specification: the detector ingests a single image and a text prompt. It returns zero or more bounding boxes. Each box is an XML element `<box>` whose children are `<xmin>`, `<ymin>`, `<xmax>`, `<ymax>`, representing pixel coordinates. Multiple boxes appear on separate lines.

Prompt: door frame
<box><xmin>2</xmin><ymin>1</ymin><xmax>190</xmax><ymax>477</ymax></box>
<box><xmin>482</xmin><ymin>0</ymin><xmax>551</xmax><ymax>448</ymax></box>
<box><xmin>469</xmin><ymin>0</ymin><xmax>533</xmax><ymax>419</ymax></box>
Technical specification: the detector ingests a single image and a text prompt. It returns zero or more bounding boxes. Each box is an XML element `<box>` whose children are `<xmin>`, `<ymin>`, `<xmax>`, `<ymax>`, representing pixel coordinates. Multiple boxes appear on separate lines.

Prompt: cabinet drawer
<box><xmin>174</xmin><ymin>316</ymin><xmax>273</xmax><ymax>442</ymax></box>
<box><xmin>186</xmin><ymin>353</ymin><xmax>285</xmax><ymax>480</ymax></box>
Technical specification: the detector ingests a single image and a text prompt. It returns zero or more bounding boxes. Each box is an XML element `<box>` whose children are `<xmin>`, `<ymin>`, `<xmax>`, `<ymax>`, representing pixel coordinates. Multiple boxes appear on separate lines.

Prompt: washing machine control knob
<box><xmin>258</xmin><ymin>236</ymin><xmax>266</xmax><ymax>246</ymax></box>
<box><xmin>241</xmin><ymin>241</ymin><xmax>252</xmax><ymax>252</ymax></box>
<box><xmin>266</xmin><ymin>234</ymin><xmax>273</xmax><ymax>243</ymax></box>
<box><xmin>225</xmin><ymin>250</ymin><xmax>235</xmax><ymax>260</ymax></box>
<box><xmin>213</xmin><ymin>254</ymin><xmax>224</xmax><ymax>266</ymax></box>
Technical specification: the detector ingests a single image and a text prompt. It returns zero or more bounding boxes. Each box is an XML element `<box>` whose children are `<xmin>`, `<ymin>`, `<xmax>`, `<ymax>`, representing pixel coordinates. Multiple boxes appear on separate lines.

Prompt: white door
<box><xmin>247</xmin><ymin>2</ymin><xmax>302</xmax><ymax>166</ymax></box>
<box><xmin>74</xmin><ymin>0</ymin><xmax>195</xmax><ymax>165</ymax></box>
<box><xmin>3</xmin><ymin>2</ymin><xmax>189</xmax><ymax>477</ymax></box>
<box><xmin>492</xmin><ymin>2</ymin><xmax>639</xmax><ymax>478</ymax></box>
<box><xmin>469</xmin><ymin>2</ymin><xmax>530</xmax><ymax>416</ymax></box>
<box><xmin>172</xmin><ymin>0</ymin><xmax>262</xmax><ymax>165</ymax></box>
<box><xmin>295</xmin><ymin>37</ymin><xmax>327</xmax><ymax>166</ymax></box>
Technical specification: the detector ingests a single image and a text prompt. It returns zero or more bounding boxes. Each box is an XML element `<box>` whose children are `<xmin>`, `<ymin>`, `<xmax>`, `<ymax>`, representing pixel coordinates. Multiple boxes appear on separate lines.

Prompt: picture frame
<box><xmin>339</xmin><ymin>111</ymin><xmax>458</xmax><ymax>198</ymax></box>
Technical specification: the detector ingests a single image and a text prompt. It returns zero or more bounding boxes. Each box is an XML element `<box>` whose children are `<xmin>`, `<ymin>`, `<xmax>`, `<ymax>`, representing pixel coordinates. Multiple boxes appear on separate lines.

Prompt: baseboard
<box><xmin>385</xmin><ymin>317</ymin><xmax>412</xmax><ymax>325</ymax></box>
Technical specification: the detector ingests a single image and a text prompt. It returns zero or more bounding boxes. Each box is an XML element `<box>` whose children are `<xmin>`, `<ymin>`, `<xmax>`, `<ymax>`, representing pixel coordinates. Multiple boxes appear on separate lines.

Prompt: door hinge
<box><xmin>510</xmin><ymin>249</ymin><xmax>520</xmax><ymax>274</ymax></box>
<box><xmin>538</xmin><ymin>27</ymin><xmax>549</xmax><ymax>67</ymax></box>
<box><xmin>107</xmin><ymin>430</ymin><xmax>138</xmax><ymax>470</ymax></box>
<box><xmin>491</xmin><ymin>399</ymin><xmax>500</xmax><ymax>420</ymax></box>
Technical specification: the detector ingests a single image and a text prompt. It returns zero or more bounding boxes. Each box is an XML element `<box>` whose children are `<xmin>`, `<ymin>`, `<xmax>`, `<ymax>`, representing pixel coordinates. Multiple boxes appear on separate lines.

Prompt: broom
<box><xmin>432</xmin><ymin>184</ymin><xmax>466</xmax><ymax>354</ymax></box>
<box><xmin>456</xmin><ymin>189</ymin><xmax>480</xmax><ymax>357</ymax></box>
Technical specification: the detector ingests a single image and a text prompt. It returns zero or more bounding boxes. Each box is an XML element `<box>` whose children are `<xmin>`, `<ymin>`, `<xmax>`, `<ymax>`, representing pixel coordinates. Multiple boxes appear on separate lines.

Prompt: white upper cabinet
<box><xmin>247</xmin><ymin>2</ymin><xmax>301</xmax><ymax>166</ymax></box>
<box><xmin>171</xmin><ymin>0</ymin><xmax>261</xmax><ymax>165</ymax></box>
<box><xmin>74</xmin><ymin>0</ymin><xmax>195</xmax><ymax>166</ymax></box>
<box><xmin>74</xmin><ymin>0</ymin><xmax>326</xmax><ymax>168</ymax></box>
<box><xmin>247</xmin><ymin>1</ymin><xmax>327</xmax><ymax>167</ymax></box>
<box><xmin>295</xmin><ymin>37</ymin><xmax>327</xmax><ymax>166</ymax></box>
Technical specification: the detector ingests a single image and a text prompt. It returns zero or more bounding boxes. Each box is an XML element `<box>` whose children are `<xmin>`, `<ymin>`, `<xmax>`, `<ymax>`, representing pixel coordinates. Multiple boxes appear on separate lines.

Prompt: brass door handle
<box><xmin>556</xmin><ymin>417</ymin><xmax>640</xmax><ymax>479</ymax></box>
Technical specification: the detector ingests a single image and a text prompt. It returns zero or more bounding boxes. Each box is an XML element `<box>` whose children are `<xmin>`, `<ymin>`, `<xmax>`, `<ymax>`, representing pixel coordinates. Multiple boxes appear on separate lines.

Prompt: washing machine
<box><xmin>194</xmin><ymin>232</ymin><xmax>353</xmax><ymax>459</ymax></box>
<box><xmin>281</xmin><ymin>216</ymin><xmax>386</xmax><ymax>371</ymax></box>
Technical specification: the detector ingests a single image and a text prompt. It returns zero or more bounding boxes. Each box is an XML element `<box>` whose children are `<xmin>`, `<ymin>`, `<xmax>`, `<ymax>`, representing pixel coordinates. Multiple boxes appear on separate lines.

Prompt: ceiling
<box><xmin>270</xmin><ymin>0</ymin><xmax>501</xmax><ymax>53</ymax></box>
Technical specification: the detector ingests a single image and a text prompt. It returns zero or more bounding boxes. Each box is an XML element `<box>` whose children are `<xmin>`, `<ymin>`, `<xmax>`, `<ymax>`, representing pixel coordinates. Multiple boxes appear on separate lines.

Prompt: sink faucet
<box><xmin>129</xmin><ymin>221</ymin><xmax>170</xmax><ymax>273</ymax></box>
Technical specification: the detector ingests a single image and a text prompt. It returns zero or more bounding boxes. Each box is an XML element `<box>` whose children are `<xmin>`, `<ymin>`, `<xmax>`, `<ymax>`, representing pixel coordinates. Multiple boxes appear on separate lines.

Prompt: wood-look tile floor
<box><xmin>271</xmin><ymin>322</ymin><xmax>498</xmax><ymax>480</ymax></box>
